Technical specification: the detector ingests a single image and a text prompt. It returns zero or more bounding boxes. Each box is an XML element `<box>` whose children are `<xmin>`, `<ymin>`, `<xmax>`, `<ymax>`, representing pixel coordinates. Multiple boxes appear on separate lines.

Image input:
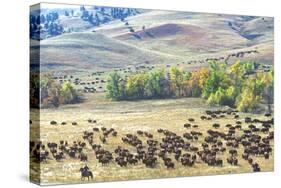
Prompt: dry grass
<box><xmin>30</xmin><ymin>93</ymin><xmax>274</xmax><ymax>185</ymax></box>
<box><xmin>36</xmin><ymin>11</ymin><xmax>274</xmax><ymax>72</ymax></box>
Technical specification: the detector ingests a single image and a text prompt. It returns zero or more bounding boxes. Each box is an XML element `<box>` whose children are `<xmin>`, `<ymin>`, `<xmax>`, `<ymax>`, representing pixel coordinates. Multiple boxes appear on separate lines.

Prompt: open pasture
<box><xmin>30</xmin><ymin>95</ymin><xmax>274</xmax><ymax>184</ymax></box>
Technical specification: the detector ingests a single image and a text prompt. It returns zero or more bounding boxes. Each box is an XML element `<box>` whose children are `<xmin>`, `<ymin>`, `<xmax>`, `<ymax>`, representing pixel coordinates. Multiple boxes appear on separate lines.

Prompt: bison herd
<box><xmin>30</xmin><ymin>109</ymin><xmax>274</xmax><ymax>180</ymax></box>
<box><xmin>50</xmin><ymin>48</ymin><xmax>271</xmax><ymax>98</ymax></box>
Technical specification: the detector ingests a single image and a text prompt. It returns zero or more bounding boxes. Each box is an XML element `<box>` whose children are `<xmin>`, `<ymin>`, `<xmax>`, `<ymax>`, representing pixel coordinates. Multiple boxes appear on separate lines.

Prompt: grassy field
<box><xmin>30</xmin><ymin>93</ymin><xmax>274</xmax><ymax>185</ymax></box>
<box><xmin>30</xmin><ymin>8</ymin><xmax>274</xmax><ymax>185</ymax></box>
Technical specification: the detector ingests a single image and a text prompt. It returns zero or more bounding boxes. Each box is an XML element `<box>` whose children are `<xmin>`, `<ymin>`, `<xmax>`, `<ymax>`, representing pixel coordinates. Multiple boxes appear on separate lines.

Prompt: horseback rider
<box><xmin>80</xmin><ymin>165</ymin><xmax>93</xmax><ymax>181</ymax></box>
<box><xmin>83</xmin><ymin>165</ymin><xmax>89</xmax><ymax>172</ymax></box>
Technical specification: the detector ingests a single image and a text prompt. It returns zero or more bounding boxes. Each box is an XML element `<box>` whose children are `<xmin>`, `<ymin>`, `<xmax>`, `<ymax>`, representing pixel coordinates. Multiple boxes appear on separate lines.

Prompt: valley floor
<box><xmin>30</xmin><ymin>94</ymin><xmax>274</xmax><ymax>185</ymax></box>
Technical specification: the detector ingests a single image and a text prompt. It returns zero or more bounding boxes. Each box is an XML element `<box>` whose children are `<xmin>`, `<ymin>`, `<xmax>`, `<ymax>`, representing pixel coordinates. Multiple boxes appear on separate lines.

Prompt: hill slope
<box><xmin>38</xmin><ymin>32</ymin><xmax>181</xmax><ymax>71</ymax></box>
<box><xmin>33</xmin><ymin>10</ymin><xmax>274</xmax><ymax>71</ymax></box>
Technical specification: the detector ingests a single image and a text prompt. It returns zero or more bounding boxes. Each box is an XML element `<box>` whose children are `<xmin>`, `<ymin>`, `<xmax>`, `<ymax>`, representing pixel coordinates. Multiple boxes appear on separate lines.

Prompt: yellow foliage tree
<box><xmin>169</xmin><ymin>67</ymin><xmax>184</xmax><ymax>96</ymax></box>
<box><xmin>185</xmin><ymin>67</ymin><xmax>209</xmax><ymax>97</ymax></box>
<box><xmin>126</xmin><ymin>73</ymin><xmax>148</xmax><ymax>98</ymax></box>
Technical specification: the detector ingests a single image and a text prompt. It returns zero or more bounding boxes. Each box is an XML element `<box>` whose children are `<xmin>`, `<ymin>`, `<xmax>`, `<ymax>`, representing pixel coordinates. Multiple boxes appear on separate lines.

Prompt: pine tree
<box><xmin>40</xmin><ymin>15</ymin><xmax>46</xmax><ymax>24</ymax></box>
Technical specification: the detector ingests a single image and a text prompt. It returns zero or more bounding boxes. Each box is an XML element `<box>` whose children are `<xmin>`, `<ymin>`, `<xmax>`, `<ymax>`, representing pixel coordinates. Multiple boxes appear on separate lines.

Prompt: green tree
<box><xmin>64</xmin><ymin>11</ymin><xmax>69</xmax><ymax>17</ymax></box>
<box><xmin>252</xmin><ymin>71</ymin><xmax>274</xmax><ymax>113</ymax></box>
<box><xmin>126</xmin><ymin>73</ymin><xmax>148</xmax><ymax>99</ymax></box>
<box><xmin>229</xmin><ymin>60</ymin><xmax>244</xmax><ymax>88</ymax></box>
<box><xmin>60</xmin><ymin>81</ymin><xmax>80</xmax><ymax>104</ymax></box>
<box><xmin>236</xmin><ymin>81</ymin><xmax>260</xmax><ymax>112</ymax></box>
<box><xmin>38</xmin><ymin>75</ymin><xmax>81</xmax><ymax>108</ymax></box>
<box><xmin>263</xmin><ymin>70</ymin><xmax>274</xmax><ymax>113</ymax></box>
<box><xmin>169</xmin><ymin>67</ymin><xmax>184</xmax><ymax>97</ymax></box>
<box><xmin>207</xmin><ymin>86</ymin><xmax>236</xmax><ymax>107</ymax></box>
<box><xmin>106</xmin><ymin>72</ymin><xmax>124</xmax><ymax>100</ymax></box>
<box><xmin>145</xmin><ymin>70</ymin><xmax>166</xmax><ymax>98</ymax></box>
<box><xmin>203</xmin><ymin>61</ymin><xmax>231</xmax><ymax>98</ymax></box>
<box><xmin>203</xmin><ymin>62</ymin><xmax>223</xmax><ymax>98</ymax></box>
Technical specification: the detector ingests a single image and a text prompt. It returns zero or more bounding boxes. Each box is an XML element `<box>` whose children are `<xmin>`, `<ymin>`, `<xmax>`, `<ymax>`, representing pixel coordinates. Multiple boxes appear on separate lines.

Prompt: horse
<box><xmin>79</xmin><ymin>168</ymin><xmax>93</xmax><ymax>181</ymax></box>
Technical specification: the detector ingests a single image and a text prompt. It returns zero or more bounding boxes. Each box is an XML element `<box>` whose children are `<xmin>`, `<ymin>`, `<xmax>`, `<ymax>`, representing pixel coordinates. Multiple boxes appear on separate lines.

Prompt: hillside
<box><xmin>30</xmin><ymin>5</ymin><xmax>143</xmax><ymax>40</ymax></box>
<box><xmin>32</xmin><ymin>9</ymin><xmax>274</xmax><ymax>71</ymax></box>
<box><xmin>110</xmin><ymin>11</ymin><xmax>273</xmax><ymax>59</ymax></box>
<box><xmin>38</xmin><ymin>32</ymin><xmax>181</xmax><ymax>71</ymax></box>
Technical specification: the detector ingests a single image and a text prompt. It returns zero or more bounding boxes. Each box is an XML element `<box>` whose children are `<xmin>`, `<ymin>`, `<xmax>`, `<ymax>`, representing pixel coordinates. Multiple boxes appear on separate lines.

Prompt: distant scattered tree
<box><xmin>81</xmin><ymin>10</ymin><xmax>89</xmax><ymax>20</ymax></box>
<box><xmin>30</xmin><ymin>11</ymin><xmax>64</xmax><ymax>40</ymax></box>
<box><xmin>36</xmin><ymin>16</ymin><xmax>41</xmax><ymax>25</ymax></box>
<box><xmin>95</xmin><ymin>13</ymin><xmax>100</xmax><ymax>25</ymax></box>
<box><xmin>44</xmin><ymin>22</ymin><xmax>50</xmax><ymax>29</ymax></box>
<box><xmin>46</xmin><ymin>14</ymin><xmax>51</xmax><ymax>22</ymax></box>
<box><xmin>80</xmin><ymin>6</ymin><xmax>86</xmax><ymax>11</ymax></box>
<box><xmin>88</xmin><ymin>13</ymin><xmax>94</xmax><ymax>24</ymax></box>
<box><xmin>129</xmin><ymin>27</ymin><xmax>135</xmax><ymax>32</ymax></box>
<box><xmin>40</xmin><ymin>15</ymin><xmax>46</xmax><ymax>24</ymax></box>
<box><xmin>52</xmin><ymin>12</ymin><xmax>59</xmax><ymax>20</ymax></box>
<box><xmin>30</xmin><ymin>15</ymin><xmax>36</xmax><ymax>24</ymax></box>
<box><xmin>127</xmin><ymin>8</ymin><xmax>131</xmax><ymax>15</ymax></box>
<box><xmin>64</xmin><ymin>10</ymin><xmax>69</xmax><ymax>17</ymax></box>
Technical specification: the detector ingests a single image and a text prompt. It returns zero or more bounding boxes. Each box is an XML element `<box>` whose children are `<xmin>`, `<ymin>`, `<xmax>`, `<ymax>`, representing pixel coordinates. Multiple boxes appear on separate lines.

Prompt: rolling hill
<box><xmin>38</xmin><ymin>32</ymin><xmax>181</xmax><ymax>71</ymax></box>
<box><xmin>32</xmin><ymin>10</ymin><xmax>274</xmax><ymax>71</ymax></box>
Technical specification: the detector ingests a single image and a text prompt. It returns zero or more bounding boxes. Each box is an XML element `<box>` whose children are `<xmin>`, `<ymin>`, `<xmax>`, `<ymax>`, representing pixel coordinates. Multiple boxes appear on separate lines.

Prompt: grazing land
<box><xmin>30</xmin><ymin>93</ymin><xmax>274</xmax><ymax>184</ymax></box>
<box><xmin>30</xmin><ymin>3</ymin><xmax>274</xmax><ymax>185</ymax></box>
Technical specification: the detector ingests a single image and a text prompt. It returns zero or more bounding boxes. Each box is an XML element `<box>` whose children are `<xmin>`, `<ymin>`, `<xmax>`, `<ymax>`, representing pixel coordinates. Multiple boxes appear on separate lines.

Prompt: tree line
<box><xmin>106</xmin><ymin>61</ymin><xmax>273</xmax><ymax>113</ymax></box>
<box><xmin>80</xmin><ymin>6</ymin><xmax>139</xmax><ymax>26</ymax></box>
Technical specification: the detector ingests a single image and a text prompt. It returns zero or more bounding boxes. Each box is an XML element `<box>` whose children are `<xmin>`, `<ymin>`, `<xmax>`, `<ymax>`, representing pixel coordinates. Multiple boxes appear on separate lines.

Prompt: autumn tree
<box><xmin>263</xmin><ymin>70</ymin><xmax>274</xmax><ymax>113</ymax></box>
<box><xmin>60</xmin><ymin>81</ymin><xmax>80</xmax><ymax>104</ymax></box>
<box><xmin>236</xmin><ymin>76</ymin><xmax>261</xmax><ymax>112</ymax></box>
<box><xmin>169</xmin><ymin>67</ymin><xmax>184</xmax><ymax>97</ymax></box>
<box><xmin>145</xmin><ymin>70</ymin><xmax>167</xmax><ymax>98</ymax></box>
<box><xmin>185</xmin><ymin>67</ymin><xmax>209</xmax><ymax>97</ymax></box>
<box><xmin>105</xmin><ymin>61</ymin><xmax>273</xmax><ymax>113</ymax></box>
<box><xmin>126</xmin><ymin>73</ymin><xmax>148</xmax><ymax>99</ymax></box>
<box><xmin>106</xmin><ymin>72</ymin><xmax>125</xmax><ymax>100</ymax></box>
<box><xmin>38</xmin><ymin>75</ymin><xmax>81</xmax><ymax>108</ymax></box>
<box><xmin>203</xmin><ymin>61</ymin><xmax>231</xmax><ymax>99</ymax></box>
